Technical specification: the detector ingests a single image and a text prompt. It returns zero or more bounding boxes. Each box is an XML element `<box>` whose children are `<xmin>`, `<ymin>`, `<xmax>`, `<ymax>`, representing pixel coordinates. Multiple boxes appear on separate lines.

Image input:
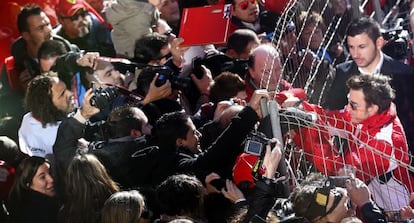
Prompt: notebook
<box><xmin>178</xmin><ymin>4</ymin><xmax>232</xmax><ymax>46</ymax></box>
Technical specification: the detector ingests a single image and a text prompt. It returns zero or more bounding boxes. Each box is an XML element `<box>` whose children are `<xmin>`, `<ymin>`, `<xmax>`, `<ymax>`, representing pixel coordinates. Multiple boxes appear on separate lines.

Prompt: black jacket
<box><xmin>90</xmin><ymin>136</ymin><xmax>150</xmax><ymax>189</ymax></box>
<box><xmin>9</xmin><ymin>190</ymin><xmax>60</xmax><ymax>223</ymax></box>
<box><xmin>10</xmin><ymin>35</ymin><xmax>79</xmax><ymax>82</ymax></box>
<box><xmin>144</xmin><ymin>106</ymin><xmax>259</xmax><ymax>186</ymax></box>
<box><xmin>53</xmin><ymin>115</ymin><xmax>152</xmax><ymax>189</ymax></box>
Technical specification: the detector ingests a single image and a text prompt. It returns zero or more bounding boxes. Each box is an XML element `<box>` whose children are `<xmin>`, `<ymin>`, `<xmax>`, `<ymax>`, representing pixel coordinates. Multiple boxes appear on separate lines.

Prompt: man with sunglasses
<box><xmin>54</xmin><ymin>0</ymin><xmax>115</xmax><ymax>57</ymax></box>
<box><xmin>323</xmin><ymin>16</ymin><xmax>414</xmax><ymax>153</ymax></box>
<box><xmin>229</xmin><ymin>0</ymin><xmax>262</xmax><ymax>34</ymax></box>
<box><xmin>290</xmin><ymin>74</ymin><xmax>414</xmax><ymax>212</ymax></box>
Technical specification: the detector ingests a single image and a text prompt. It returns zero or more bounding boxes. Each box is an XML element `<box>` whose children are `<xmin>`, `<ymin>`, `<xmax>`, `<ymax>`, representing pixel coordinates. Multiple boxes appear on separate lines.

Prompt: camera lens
<box><xmin>90</xmin><ymin>86</ymin><xmax>119</xmax><ymax>109</ymax></box>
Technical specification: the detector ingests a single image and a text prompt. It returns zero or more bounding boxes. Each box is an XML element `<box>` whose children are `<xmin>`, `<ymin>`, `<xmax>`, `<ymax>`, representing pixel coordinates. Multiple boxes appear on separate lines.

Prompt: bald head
<box><xmin>248</xmin><ymin>44</ymin><xmax>282</xmax><ymax>92</ymax></box>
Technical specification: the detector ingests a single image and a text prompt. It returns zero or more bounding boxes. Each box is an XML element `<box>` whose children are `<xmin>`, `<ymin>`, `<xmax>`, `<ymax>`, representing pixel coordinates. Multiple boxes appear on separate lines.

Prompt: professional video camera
<box><xmin>381</xmin><ymin>18</ymin><xmax>410</xmax><ymax>61</ymax></box>
<box><xmin>90</xmin><ymin>85</ymin><xmax>119</xmax><ymax>110</ymax></box>
<box><xmin>90</xmin><ymin>84</ymin><xmax>144</xmax><ymax>110</ymax></box>
<box><xmin>141</xmin><ymin>65</ymin><xmax>191</xmax><ymax>90</ymax></box>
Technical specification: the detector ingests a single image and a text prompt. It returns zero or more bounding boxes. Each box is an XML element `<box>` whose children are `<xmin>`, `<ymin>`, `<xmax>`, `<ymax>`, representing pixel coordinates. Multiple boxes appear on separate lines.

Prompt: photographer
<box><xmin>291</xmin><ymin>174</ymin><xmax>386</xmax><ymax>223</ymax></box>
<box><xmin>53</xmin><ymin>94</ymin><xmax>153</xmax><ymax>190</ymax></box>
<box><xmin>146</xmin><ymin>89</ymin><xmax>268</xmax><ymax>186</ymax></box>
<box><xmin>18</xmin><ymin>75</ymin><xmax>75</xmax><ymax>160</ymax></box>
<box><xmin>202</xmin><ymin>139</ymin><xmax>285</xmax><ymax>223</ymax></box>
<box><xmin>133</xmin><ymin>32</ymin><xmax>215</xmax><ymax>116</ymax></box>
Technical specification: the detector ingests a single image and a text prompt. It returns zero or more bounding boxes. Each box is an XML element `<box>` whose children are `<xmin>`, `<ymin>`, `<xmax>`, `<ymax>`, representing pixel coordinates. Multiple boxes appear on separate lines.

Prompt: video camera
<box><xmin>381</xmin><ymin>19</ymin><xmax>410</xmax><ymax>60</ymax></box>
<box><xmin>90</xmin><ymin>84</ymin><xmax>144</xmax><ymax>110</ymax></box>
<box><xmin>90</xmin><ymin>85</ymin><xmax>119</xmax><ymax>110</ymax></box>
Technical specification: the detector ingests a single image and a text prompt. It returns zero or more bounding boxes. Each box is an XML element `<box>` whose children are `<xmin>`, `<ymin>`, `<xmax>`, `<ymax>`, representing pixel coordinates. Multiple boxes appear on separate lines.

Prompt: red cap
<box><xmin>56</xmin><ymin>0</ymin><xmax>86</xmax><ymax>17</ymax></box>
<box><xmin>232</xmin><ymin>153</ymin><xmax>265</xmax><ymax>189</ymax></box>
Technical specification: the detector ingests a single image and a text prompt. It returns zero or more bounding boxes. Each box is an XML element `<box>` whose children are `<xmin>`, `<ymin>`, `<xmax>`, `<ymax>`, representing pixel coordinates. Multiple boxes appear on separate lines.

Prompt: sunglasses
<box><xmin>238</xmin><ymin>0</ymin><xmax>256</xmax><ymax>10</ymax></box>
<box><xmin>347</xmin><ymin>100</ymin><xmax>360</xmax><ymax>111</ymax></box>
<box><xmin>61</xmin><ymin>10</ymin><xmax>88</xmax><ymax>21</ymax></box>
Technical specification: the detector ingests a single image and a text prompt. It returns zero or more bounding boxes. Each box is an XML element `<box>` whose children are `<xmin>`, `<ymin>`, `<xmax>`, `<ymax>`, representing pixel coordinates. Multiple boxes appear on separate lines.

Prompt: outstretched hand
<box><xmin>80</xmin><ymin>88</ymin><xmax>100</xmax><ymax>119</ymax></box>
<box><xmin>170</xmin><ymin>37</ymin><xmax>190</xmax><ymax>67</ymax></box>
<box><xmin>76</xmin><ymin>52</ymin><xmax>100</xmax><ymax>69</ymax></box>
<box><xmin>262</xmin><ymin>139</ymin><xmax>283</xmax><ymax>179</ymax></box>
<box><xmin>221</xmin><ymin>179</ymin><xmax>245</xmax><ymax>204</ymax></box>
<box><xmin>190</xmin><ymin>65</ymin><xmax>213</xmax><ymax>95</ymax></box>
<box><xmin>142</xmin><ymin>73</ymin><xmax>172</xmax><ymax>105</ymax></box>
<box><xmin>248</xmin><ymin>89</ymin><xmax>270</xmax><ymax>119</ymax></box>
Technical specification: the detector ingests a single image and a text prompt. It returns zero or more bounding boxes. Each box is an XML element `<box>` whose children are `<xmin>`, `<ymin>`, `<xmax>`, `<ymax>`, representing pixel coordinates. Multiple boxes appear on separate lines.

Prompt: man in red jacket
<box><xmin>292</xmin><ymin>74</ymin><xmax>413</xmax><ymax>212</ymax></box>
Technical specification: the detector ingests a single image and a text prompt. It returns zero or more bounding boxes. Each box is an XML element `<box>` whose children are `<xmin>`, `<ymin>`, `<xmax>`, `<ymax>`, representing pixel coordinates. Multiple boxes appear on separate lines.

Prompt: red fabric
<box><xmin>232</xmin><ymin>153</ymin><xmax>265</xmax><ymax>188</ymax></box>
<box><xmin>263</xmin><ymin>0</ymin><xmax>291</xmax><ymax>14</ymax></box>
<box><xmin>292</xmin><ymin>102</ymin><xmax>414</xmax><ymax>195</ymax></box>
<box><xmin>363</xmin><ymin>0</ymin><xmax>387</xmax><ymax>15</ymax></box>
<box><xmin>244</xmin><ymin>74</ymin><xmax>301</xmax><ymax>103</ymax></box>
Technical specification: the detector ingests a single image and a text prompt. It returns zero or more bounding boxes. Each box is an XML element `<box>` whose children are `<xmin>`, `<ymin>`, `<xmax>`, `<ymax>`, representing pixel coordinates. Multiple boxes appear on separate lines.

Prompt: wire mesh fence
<box><xmin>264</xmin><ymin>0</ymin><xmax>414</xmax><ymax>213</ymax></box>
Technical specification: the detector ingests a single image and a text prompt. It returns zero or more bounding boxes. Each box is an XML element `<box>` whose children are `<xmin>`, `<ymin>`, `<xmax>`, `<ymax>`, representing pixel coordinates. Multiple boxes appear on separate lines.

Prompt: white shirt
<box><xmin>358</xmin><ymin>52</ymin><xmax>384</xmax><ymax>75</ymax></box>
<box><xmin>18</xmin><ymin>112</ymin><xmax>61</xmax><ymax>158</ymax></box>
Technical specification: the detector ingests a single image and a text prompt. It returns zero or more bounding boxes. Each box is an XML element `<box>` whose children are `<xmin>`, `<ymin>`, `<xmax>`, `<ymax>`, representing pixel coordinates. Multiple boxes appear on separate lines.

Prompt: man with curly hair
<box><xmin>18</xmin><ymin>74</ymin><xmax>75</xmax><ymax>159</ymax></box>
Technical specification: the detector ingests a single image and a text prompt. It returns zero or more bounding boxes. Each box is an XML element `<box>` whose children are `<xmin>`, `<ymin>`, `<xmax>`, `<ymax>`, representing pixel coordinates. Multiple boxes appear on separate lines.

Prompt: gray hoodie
<box><xmin>105</xmin><ymin>0</ymin><xmax>159</xmax><ymax>58</ymax></box>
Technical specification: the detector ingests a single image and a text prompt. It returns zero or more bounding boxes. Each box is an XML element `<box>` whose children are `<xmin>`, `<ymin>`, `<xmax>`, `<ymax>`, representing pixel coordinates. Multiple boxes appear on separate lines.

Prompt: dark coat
<box><xmin>90</xmin><ymin>136</ymin><xmax>149</xmax><ymax>189</ymax></box>
<box><xmin>10</xmin><ymin>35</ymin><xmax>79</xmax><ymax>82</ymax></box>
<box><xmin>144</xmin><ymin>106</ymin><xmax>259</xmax><ymax>186</ymax></box>
<box><xmin>9</xmin><ymin>190</ymin><xmax>60</xmax><ymax>223</ymax></box>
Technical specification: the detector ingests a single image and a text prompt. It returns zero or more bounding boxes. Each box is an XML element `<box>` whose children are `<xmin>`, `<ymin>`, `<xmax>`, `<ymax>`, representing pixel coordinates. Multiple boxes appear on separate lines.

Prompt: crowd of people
<box><xmin>1</xmin><ymin>0</ymin><xmax>414</xmax><ymax>222</ymax></box>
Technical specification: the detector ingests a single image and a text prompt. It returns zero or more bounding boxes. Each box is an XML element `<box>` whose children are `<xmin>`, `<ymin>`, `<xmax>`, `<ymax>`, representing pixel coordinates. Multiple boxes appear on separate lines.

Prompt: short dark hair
<box><xmin>156</xmin><ymin>174</ymin><xmax>204</xmax><ymax>218</ymax></box>
<box><xmin>154</xmin><ymin>111</ymin><xmax>190</xmax><ymax>151</ymax></box>
<box><xmin>25</xmin><ymin>75</ymin><xmax>66</xmax><ymax>127</ymax></box>
<box><xmin>346</xmin><ymin>74</ymin><xmax>395</xmax><ymax>114</ymax></box>
<box><xmin>298</xmin><ymin>11</ymin><xmax>326</xmax><ymax>33</ymax></box>
<box><xmin>134</xmin><ymin>33</ymin><xmax>169</xmax><ymax>64</ymax></box>
<box><xmin>227</xmin><ymin>29</ymin><xmax>259</xmax><ymax>55</ymax></box>
<box><xmin>38</xmin><ymin>40</ymin><xmax>67</xmax><ymax>60</ymax></box>
<box><xmin>209</xmin><ymin>71</ymin><xmax>246</xmax><ymax>103</ymax></box>
<box><xmin>17</xmin><ymin>4</ymin><xmax>43</xmax><ymax>33</ymax></box>
<box><xmin>106</xmin><ymin>104</ymin><xmax>143</xmax><ymax>139</ymax></box>
<box><xmin>346</xmin><ymin>17</ymin><xmax>381</xmax><ymax>42</ymax></box>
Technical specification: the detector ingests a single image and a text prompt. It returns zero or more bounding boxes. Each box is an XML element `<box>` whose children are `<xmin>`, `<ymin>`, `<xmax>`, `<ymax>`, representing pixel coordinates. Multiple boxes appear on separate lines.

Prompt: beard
<box><xmin>77</xmin><ymin>19</ymin><xmax>91</xmax><ymax>38</ymax></box>
<box><xmin>77</xmin><ymin>24</ymin><xmax>90</xmax><ymax>38</ymax></box>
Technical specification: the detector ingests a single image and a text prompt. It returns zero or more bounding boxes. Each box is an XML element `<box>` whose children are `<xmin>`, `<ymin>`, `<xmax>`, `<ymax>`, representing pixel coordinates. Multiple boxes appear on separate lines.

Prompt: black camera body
<box><xmin>210</xmin><ymin>178</ymin><xmax>226</xmax><ymax>190</ymax></box>
<box><xmin>244</xmin><ymin>131</ymin><xmax>274</xmax><ymax>157</ymax></box>
<box><xmin>90</xmin><ymin>86</ymin><xmax>119</xmax><ymax>110</ymax></box>
<box><xmin>328</xmin><ymin>176</ymin><xmax>350</xmax><ymax>188</ymax></box>
<box><xmin>142</xmin><ymin>65</ymin><xmax>191</xmax><ymax>90</ymax></box>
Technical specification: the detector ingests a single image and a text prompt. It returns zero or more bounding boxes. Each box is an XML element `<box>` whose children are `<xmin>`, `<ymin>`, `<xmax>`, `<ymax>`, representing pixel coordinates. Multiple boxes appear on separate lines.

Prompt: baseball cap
<box><xmin>56</xmin><ymin>0</ymin><xmax>86</xmax><ymax>17</ymax></box>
